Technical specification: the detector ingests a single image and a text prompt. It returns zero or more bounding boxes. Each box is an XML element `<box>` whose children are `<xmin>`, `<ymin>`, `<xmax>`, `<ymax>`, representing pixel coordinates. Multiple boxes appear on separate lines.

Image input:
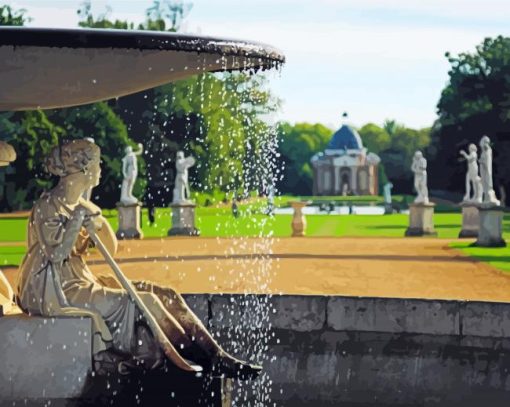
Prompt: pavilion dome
<box><xmin>326</xmin><ymin>124</ymin><xmax>363</xmax><ymax>150</ymax></box>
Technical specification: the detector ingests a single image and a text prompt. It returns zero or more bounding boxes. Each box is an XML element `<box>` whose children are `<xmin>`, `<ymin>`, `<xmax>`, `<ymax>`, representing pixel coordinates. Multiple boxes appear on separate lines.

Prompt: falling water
<box><xmin>190</xmin><ymin>57</ymin><xmax>283</xmax><ymax>406</ymax></box>
<box><xmin>140</xmin><ymin>54</ymin><xmax>284</xmax><ymax>406</ymax></box>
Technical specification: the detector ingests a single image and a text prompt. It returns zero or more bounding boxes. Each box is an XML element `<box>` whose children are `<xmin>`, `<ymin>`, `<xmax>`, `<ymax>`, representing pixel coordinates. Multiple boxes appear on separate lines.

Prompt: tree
<box><xmin>276</xmin><ymin>122</ymin><xmax>332</xmax><ymax>195</ymax></box>
<box><xmin>77</xmin><ymin>1</ymin><xmax>280</xmax><ymax>202</ymax></box>
<box><xmin>430</xmin><ymin>36</ymin><xmax>510</xmax><ymax>196</ymax></box>
<box><xmin>145</xmin><ymin>0</ymin><xmax>192</xmax><ymax>31</ymax></box>
<box><xmin>0</xmin><ymin>111</ymin><xmax>64</xmax><ymax>210</ymax></box>
<box><xmin>358</xmin><ymin>123</ymin><xmax>390</xmax><ymax>154</ymax></box>
<box><xmin>0</xmin><ymin>6</ymin><xmax>60</xmax><ymax>211</ymax></box>
<box><xmin>379</xmin><ymin>126</ymin><xmax>431</xmax><ymax>193</ymax></box>
<box><xmin>77</xmin><ymin>1</ymin><xmax>134</xmax><ymax>29</ymax></box>
<box><xmin>0</xmin><ymin>5</ymin><xmax>31</xmax><ymax>26</ymax></box>
<box><xmin>383</xmin><ymin>119</ymin><xmax>400</xmax><ymax>138</ymax></box>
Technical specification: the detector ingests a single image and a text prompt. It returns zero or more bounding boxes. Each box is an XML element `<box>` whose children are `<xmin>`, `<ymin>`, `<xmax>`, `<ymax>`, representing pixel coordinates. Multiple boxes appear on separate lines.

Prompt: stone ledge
<box><xmin>327</xmin><ymin>297</ymin><xmax>460</xmax><ymax>336</ymax></box>
<box><xmin>209</xmin><ymin>294</ymin><xmax>326</xmax><ymax>332</ymax></box>
<box><xmin>460</xmin><ymin>301</ymin><xmax>510</xmax><ymax>338</ymax></box>
<box><xmin>0</xmin><ymin>314</ymin><xmax>93</xmax><ymax>400</ymax></box>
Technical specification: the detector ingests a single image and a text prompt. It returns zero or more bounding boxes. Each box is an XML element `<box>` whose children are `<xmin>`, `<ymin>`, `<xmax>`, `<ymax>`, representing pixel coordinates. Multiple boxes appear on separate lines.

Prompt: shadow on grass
<box><xmin>435</xmin><ymin>224</ymin><xmax>461</xmax><ymax>229</ymax></box>
<box><xmin>366</xmin><ymin>225</ymin><xmax>406</xmax><ymax>230</ymax></box>
<box><xmin>466</xmin><ymin>255</ymin><xmax>510</xmax><ymax>263</ymax></box>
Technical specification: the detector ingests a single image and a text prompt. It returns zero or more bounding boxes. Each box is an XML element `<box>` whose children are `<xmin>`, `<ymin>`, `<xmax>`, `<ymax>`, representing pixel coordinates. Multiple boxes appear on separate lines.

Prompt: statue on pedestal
<box><xmin>479</xmin><ymin>135</ymin><xmax>500</xmax><ymax>205</ymax></box>
<box><xmin>459</xmin><ymin>143</ymin><xmax>483</xmax><ymax>203</ymax></box>
<box><xmin>383</xmin><ymin>182</ymin><xmax>393</xmax><ymax>205</ymax></box>
<box><xmin>411</xmin><ymin>151</ymin><xmax>429</xmax><ymax>204</ymax></box>
<box><xmin>120</xmin><ymin>143</ymin><xmax>143</xmax><ymax>205</ymax></box>
<box><xmin>173</xmin><ymin>151</ymin><xmax>196</xmax><ymax>204</ymax></box>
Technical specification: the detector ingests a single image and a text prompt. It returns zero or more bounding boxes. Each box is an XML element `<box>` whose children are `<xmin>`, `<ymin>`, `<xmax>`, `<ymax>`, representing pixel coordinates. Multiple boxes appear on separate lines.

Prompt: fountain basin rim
<box><xmin>0</xmin><ymin>27</ymin><xmax>285</xmax><ymax>64</ymax></box>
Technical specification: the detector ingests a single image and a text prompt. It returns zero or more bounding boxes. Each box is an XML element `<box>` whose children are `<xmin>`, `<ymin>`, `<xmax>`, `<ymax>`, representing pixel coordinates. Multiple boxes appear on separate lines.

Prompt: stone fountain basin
<box><xmin>0</xmin><ymin>27</ymin><xmax>285</xmax><ymax>111</ymax></box>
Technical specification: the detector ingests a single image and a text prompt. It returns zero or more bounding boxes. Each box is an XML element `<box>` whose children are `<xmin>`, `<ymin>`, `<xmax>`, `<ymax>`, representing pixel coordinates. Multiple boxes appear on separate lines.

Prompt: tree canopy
<box><xmin>276</xmin><ymin>122</ymin><xmax>332</xmax><ymax>195</ymax></box>
<box><xmin>0</xmin><ymin>1</ymin><xmax>280</xmax><ymax>210</ymax></box>
<box><xmin>429</xmin><ymin>36</ymin><xmax>510</xmax><ymax>200</ymax></box>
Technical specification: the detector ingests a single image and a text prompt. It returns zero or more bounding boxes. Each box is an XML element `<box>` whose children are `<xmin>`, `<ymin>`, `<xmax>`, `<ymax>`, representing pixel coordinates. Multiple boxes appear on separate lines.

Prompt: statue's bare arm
<box><xmin>93</xmin><ymin>216</ymin><xmax>118</xmax><ymax>256</ymax></box>
<box><xmin>134</xmin><ymin>143</ymin><xmax>144</xmax><ymax>156</ymax></box>
<box><xmin>78</xmin><ymin>199</ymin><xmax>117</xmax><ymax>256</ymax></box>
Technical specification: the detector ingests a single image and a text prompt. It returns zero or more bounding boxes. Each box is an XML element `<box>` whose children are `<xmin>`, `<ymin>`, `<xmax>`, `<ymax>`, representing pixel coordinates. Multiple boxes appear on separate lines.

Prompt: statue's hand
<box><xmin>78</xmin><ymin>199</ymin><xmax>102</xmax><ymax>217</ymax></box>
<box><xmin>83</xmin><ymin>213</ymin><xmax>103</xmax><ymax>234</ymax></box>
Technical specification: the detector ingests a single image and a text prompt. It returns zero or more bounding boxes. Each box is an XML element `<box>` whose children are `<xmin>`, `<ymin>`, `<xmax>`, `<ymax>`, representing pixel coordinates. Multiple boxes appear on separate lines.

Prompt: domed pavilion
<box><xmin>311</xmin><ymin>122</ymin><xmax>380</xmax><ymax>196</ymax></box>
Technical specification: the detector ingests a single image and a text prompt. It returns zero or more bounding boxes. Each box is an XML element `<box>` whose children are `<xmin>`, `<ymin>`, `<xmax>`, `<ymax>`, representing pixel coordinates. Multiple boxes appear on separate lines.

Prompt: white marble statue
<box><xmin>459</xmin><ymin>144</ymin><xmax>482</xmax><ymax>203</ymax></box>
<box><xmin>120</xmin><ymin>143</ymin><xmax>143</xmax><ymax>205</ymax></box>
<box><xmin>383</xmin><ymin>182</ymin><xmax>393</xmax><ymax>204</ymax></box>
<box><xmin>411</xmin><ymin>151</ymin><xmax>429</xmax><ymax>204</ymax></box>
<box><xmin>479</xmin><ymin>135</ymin><xmax>500</xmax><ymax>205</ymax></box>
<box><xmin>173</xmin><ymin>151</ymin><xmax>196</xmax><ymax>204</ymax></box>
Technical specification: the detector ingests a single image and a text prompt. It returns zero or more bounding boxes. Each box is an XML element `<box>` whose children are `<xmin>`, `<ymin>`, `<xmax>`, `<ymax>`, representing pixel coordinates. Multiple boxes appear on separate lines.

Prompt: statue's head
<box><xmin>46</xmin><ymin>139</ymin><xmax>101</xmax><ymax>188</ymax></box>
<box><xmin>176</xmin><ymin>151</ymin><xmax>184</xmax><ymax>160</ymax></box>
<box><xmin>480</xmin><ymin>135</ymin><xmax>490</xmax><ymax>148</ymax></box>
<box><xmin>125</xmin><ymin>146</ymin><xmax>133</xmax><ymax>155</ymax></box>
<box><xmin>469</xmin><ymin>143</ymin><xmax>477</xmax><ymax>153</ymax></box>
<box><xmin>0</xmin><ymin>140</ymin><xmax>16</xmax><ymax>167</ymax></box>
<box><xmin>414</xmin><ymin>151</ymin><xmax>423</xmax><ymax>159</ymax></box>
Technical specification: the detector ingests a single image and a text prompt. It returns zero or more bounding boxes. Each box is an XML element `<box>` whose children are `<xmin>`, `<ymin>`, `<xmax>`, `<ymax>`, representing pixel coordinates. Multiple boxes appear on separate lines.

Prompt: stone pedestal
<box><xmin>116</xmin><ymin>202</ymin><xmax>143</xmax><ymax>240</ymax></box>
<box><xmin>289</xmin><ymin>200</ymin><xmax>311</xmax><ymax>237</ymax></box>
<box><xmin>405</xmin><ymin>202</ymin><xmax>437</xmax><ymax>237</ymax></box>
<box><xmin>384</xmin><ymin>203</ymin><xmax>393</xmax><ymax>215</ymax></box>
<box><xmin>168</xmin><ymin>202</ymin><xmax>200</xmax><ymax>236</ymax></box>
<box><xmin>459</xmin><ymin>202</ymin><xmax>480</xmax><ymax>238</ymax></box>
<box><xmin>475</xmin><ymin>204</ymin><xmax>506</xmax><ymax>247</ymax></box>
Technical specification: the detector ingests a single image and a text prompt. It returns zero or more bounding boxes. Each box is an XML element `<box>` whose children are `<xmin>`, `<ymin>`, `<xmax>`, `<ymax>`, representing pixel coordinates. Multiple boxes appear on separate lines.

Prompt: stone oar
<box><xmin>88</xmin><ymin>230</ymin><xmax>202</xmax><ymax>373</ymax></box>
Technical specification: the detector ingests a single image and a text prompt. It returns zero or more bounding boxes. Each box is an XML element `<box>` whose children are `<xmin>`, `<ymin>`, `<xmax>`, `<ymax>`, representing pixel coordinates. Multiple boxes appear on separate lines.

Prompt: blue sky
<box><xmin>5</xmin><ymin>0</ymin><xmax>510</xmax><ymax>129</ymax></box>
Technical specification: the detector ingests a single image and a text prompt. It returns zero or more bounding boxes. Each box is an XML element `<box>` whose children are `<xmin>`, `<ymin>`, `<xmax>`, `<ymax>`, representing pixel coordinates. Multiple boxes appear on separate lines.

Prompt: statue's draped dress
<box><xmin>17</xmin><ymin>193</ymin><xmax>140</xmax><ymax>356</ymax></box>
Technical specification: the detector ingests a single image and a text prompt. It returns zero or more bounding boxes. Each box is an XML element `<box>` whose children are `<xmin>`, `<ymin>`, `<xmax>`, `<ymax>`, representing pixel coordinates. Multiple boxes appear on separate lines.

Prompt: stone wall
<box><xmin>2</xmin><ymin>295</ymin><xmax>510</xmax><ymax>405</ymax></box>
<box><xmin>183</xmin><ymin>294</ymin><xmax>510</xmax><ymax>406</ymax></box>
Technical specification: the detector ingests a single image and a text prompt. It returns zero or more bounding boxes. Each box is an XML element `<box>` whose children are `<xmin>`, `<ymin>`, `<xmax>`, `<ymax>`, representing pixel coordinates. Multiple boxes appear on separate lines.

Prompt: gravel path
<box><xmin>3</xmin><ymin>237</ymin><xmax>509</xmax><ymax>302</ymax></box>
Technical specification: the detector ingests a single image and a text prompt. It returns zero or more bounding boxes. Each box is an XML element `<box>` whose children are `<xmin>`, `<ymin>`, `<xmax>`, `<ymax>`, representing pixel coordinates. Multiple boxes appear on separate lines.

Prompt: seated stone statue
<box><xmin>16</xmin><ymin>139</ymin><xmax>261</xmax><ymax>378</ymax></box>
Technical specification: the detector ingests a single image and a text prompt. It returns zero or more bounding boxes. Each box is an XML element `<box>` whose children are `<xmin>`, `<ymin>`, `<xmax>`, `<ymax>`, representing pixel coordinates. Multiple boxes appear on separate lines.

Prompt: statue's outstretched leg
<box><xmin>135</xmin><ymin>281</ymin><xmax>262</xmax><ymax>380</ymax></box>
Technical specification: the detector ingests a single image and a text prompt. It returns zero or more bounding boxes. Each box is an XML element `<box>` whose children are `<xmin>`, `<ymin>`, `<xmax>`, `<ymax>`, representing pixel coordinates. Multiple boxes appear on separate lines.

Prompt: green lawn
<box><xmin>3</xmin><ymin>205</ymin><xmax>507</xmax><ymax>268</ymax></box>
<box><xmin>0</xmin><ymin>245</ymin><xmax>26</xmax><ymax>267</ymax></box>
<box><xmin>450</xmin><ymin>242</ymin><xmax>510</xmax><ymax>274</ymax></box>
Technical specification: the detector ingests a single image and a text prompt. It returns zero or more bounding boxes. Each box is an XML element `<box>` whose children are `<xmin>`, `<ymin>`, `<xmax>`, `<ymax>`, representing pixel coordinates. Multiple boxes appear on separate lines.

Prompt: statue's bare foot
<box><xmin>210</xmin><ymin>353</ymin><xmax>262</xmax><ymax>380</ymax></box>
